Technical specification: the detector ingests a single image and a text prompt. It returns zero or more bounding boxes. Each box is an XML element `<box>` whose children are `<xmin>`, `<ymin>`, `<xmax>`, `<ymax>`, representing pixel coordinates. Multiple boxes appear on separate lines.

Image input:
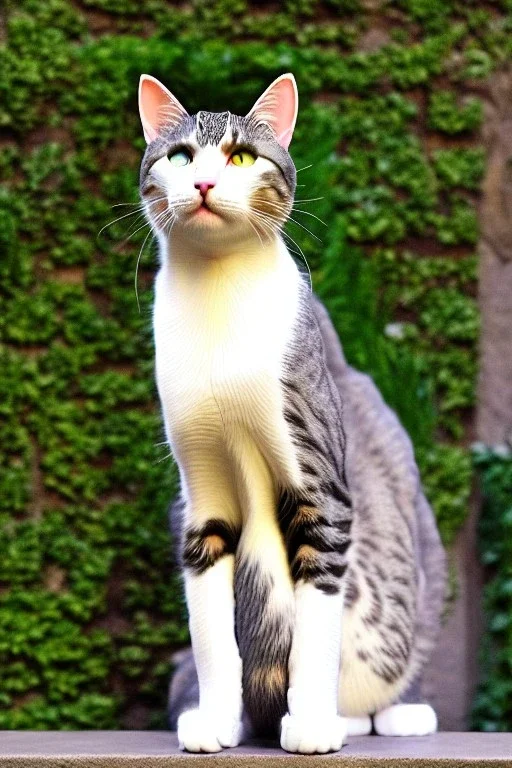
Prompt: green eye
<box><xmin>231</xmin><ymin>150</ymin><xmax>256</xmax><ymax>167</ymax></box>
<box><xmin>168</xmin><ymin>150</ymin><xmax>192</xmax><ymax>167</ymax></box>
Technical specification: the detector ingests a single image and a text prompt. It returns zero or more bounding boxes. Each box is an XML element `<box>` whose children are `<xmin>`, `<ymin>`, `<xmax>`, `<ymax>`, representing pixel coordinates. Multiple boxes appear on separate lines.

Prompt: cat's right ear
<box><xmin>138</xmin><ymin>75</ymin><xmax>189</xmax><ymax>144</ymax></box>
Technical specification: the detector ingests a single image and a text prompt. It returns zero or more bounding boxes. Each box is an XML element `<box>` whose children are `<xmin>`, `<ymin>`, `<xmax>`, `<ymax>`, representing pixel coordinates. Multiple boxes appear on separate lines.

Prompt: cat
<box><xmin>138</xmin><ymin>72</ymin><xmax>447</xmax><ymax>754</ymax></box>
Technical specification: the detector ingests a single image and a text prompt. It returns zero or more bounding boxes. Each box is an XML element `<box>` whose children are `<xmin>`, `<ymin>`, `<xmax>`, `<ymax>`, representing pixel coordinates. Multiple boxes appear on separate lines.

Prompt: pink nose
<box><xmin>195</xmin><ymin>180</ymin><xmax>216</xmax><ymax>198</ymax></box>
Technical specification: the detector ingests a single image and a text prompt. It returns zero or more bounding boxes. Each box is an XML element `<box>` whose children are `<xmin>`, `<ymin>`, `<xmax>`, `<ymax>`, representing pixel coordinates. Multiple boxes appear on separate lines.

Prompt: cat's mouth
<box><xmin>192</xmin><ymin>200</ymin><xmax>222</xmax><ymax>219</ymax></box>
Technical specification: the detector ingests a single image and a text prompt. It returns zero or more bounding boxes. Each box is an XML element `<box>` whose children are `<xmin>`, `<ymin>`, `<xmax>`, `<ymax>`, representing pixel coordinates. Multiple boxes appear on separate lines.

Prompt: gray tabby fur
<box><xmin>168</xmin><ymin>292</ymin><xmax>446</xmax><ymax>731</ymax></box>
<box><xmin>140</xmin><ymin>111</ymin><xmax>296</xmax><ymax>195</ymax></box>
<box><xmin>138</xmin><ymin>98</ymin><xmax>446</xmax><ymax>739</ymax></box>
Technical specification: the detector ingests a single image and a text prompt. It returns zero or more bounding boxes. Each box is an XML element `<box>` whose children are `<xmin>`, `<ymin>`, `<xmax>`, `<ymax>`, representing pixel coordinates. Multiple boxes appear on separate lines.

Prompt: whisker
<box><xmin>249</xmin><ymin>211</ymin><xmax>277</xmax><ymax>242</ymax></box>
<box><xmin>281</xmin><ymin>230</ymin><xmax>313</xmax><ymax>292</ymax></box>
<box><xmin>287</xmin><ymin>218</ymin><xmax>321</xmax><ymax>243</ymax></box>
<box><xmin>249</xmin><ymin>201</ymin><xmax>322</xmax><ymax>243</ymax></box>
<box><xmin>246</xmin><ymin>213</ymin><xmax>265</xmax><ymax>247</ymax></box>
<box><xmin>155</xmin><ymin>451</ymin><xmax>174</xmax><ymax>464</ymax></box>
<box><xmin>109</xmin><ymin>216</ymin><xmax>150</xmax><ymax>254</ymax></box>
<box><xmin>111</xmin><ymin>196</ymin><xmax>168</xmax><ymax>209</ymax></box>
<box><xmin>97</xmin><ymin>209</ymin><xmax>144</xmax><ymax>239</ymax></box>
<box><xmin>291</xmin><ymin>208</ymin><xmax>328</xmax><ymax>227</ymax></box>
<box><xmin>99</xmin><ymin>198</ymin><xmax>169</xmax><ymax>241</ymax></box>
<box><xmin>124</xmin><ymin>200</ymin><xmax>173</xmax><ymax>243</ymax></box>
<box><xmin>123</xmin><ymin>217</ymin><xmax>153</xmax><ymax>243</ymax></box>
<box><xmin>134</xmin><ymin>227</ymin><xmax>156</xmax><ymax>313</ymax></box>
<box><xmin>133</xmin><ymin>206</ymin><xmax>171</xmax><ymax>312</ymax></box>
<box><xmin>210</xmin><ymin>202</ymin><xmax>313</xmax><ymax>290</ymax></box>
<box><xmin>217</xmin><ymin>202</ymin><xmax>274</xmax><ymax>245</ymax></box>
<box><xmin>162</xmin><ymin>208</ymin><xmax>177</xmax><ymax>238</ymax></box>
<box><xmin>245</xmin><ymin>208</ymin><xmax>281</xmax><ymax>238</ymax></box>
<box><xmin>250</xmin><ymin>208</ymin><xmax>313</xmax><ymax>290</ymax></box>
<box><xmin>249</xmin><ymin>197</ymin><xmax>327</xmax><ymax>232</ymax></box>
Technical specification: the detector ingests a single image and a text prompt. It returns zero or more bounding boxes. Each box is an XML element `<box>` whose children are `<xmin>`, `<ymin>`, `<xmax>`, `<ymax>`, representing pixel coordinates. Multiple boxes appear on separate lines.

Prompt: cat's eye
<box><xmin>230</xmin><ymin>150</ymin><xmax>256</xmax><ymax>167</ymax></box>
<box><xmin>168</xmin><ymin>149</ymin><xmax>192</xmax><ymax>167</ymax></box>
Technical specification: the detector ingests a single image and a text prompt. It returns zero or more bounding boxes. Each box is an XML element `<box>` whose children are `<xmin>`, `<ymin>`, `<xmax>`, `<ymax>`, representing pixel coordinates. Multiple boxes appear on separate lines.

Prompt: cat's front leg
<box><xmin>281</xmin><ymin>499</ymin><xmax>351</xmax><ymax>753</ymax></box>
<box><xmin>177</xmin><ymin>512</ymin><xmax>243</xmax><ymax>753</ymax></box>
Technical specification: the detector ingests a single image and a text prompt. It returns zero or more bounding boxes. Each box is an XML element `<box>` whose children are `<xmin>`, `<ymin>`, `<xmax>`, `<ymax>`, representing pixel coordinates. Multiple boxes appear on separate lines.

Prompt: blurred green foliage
<box><xmin>472</xmin><ymin>447</ymin><xmax>512</xmax><ymax>732</ymax></box>
<box><xmin>0</xmin><ymin>0</ymin><xmax>505</xmax><ymax>729</ymax></box>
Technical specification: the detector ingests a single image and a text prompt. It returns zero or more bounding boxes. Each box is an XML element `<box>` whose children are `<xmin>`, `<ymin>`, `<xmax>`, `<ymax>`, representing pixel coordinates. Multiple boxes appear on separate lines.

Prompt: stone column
<box><xmin>424</xmin><ymin>71</ymin><xmax>512</xmax><ymax>731</ymax></box>
<box><xmin>477</xmin><ymin>69</ymin><xmax>512</xmax><ymax>445</ymax></box>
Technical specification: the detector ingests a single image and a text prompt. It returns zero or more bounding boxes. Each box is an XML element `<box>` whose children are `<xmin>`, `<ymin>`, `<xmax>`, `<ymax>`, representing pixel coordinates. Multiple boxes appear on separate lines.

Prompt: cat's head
<box><xmin>138</xmin><ymin>74</ymin><xmax>298</xmax><ymax>249</ymax></box>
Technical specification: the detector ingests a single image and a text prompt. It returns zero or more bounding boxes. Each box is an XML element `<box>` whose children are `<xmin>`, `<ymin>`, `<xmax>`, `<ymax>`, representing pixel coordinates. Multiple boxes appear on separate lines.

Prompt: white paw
<box><xmin>177</xmin><ymin>708</ymin><xmax>243</xmax><ymax>752</ymax></box>
<box><xmin>346</xmin><ymin>715</ymin><xmax>372</xmax><ymax>736</ymax></box>
<box><xmin>374</xmin><ymin>703</ymin><xmax>437</xmax><ymax>736</ymax></box>
<box><xmin>280</xmin><ymin>713</ymin><xmax>348</xmax><ymax>754</ymax></box>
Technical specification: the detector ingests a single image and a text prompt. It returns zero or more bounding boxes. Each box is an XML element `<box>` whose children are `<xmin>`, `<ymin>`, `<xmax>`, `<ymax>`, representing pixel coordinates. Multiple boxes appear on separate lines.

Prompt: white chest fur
<box><xmin>153</xmin><ymin>238</ymin><xmax>303</xmax><ymax>495</ymax></box>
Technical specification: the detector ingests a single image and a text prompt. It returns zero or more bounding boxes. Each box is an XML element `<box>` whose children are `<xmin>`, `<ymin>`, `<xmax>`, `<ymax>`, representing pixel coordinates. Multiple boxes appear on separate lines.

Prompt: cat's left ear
<box><xmin>246</xmin><ymin>73</ymin><xmax>298</xmax><ymax>150</ymax></box>
<box><xmin>138</xmin><ymin>74</ymin><xmax>189</xmax><ymax>144</ymax></box>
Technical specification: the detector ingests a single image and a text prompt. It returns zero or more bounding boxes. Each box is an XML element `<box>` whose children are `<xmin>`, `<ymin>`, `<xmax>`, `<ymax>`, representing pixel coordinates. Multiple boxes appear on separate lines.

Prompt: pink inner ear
<box><xmin>139</xmin><ymin>75</ymin><xmax>188</xmax><ymax>144</ymax></box>
<box><xmin>248</xmin><ymin>74</ymin><xmax>298</xmax><ymax>150</ymax></box>
<box><xmin>272</xmin><ymin>79</ymin><xmax>297</xmax><ymax>149</ymax></box>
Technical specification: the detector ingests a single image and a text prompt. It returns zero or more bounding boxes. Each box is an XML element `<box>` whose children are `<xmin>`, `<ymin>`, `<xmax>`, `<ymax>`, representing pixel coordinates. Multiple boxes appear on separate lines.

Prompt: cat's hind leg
<box><xmin>373</xmin><ymin>678</ymin><xmax>437</xmax><ymax>736</ymax></box>
<box><xmin>373</xmin><ymin>704</ymin><xmax>437</xmax><ymax>736</ymax></box>
<box><xmin>346</xmin><ymin>716</ymin><xmax>372</xmax><ymax>736</ymax></box>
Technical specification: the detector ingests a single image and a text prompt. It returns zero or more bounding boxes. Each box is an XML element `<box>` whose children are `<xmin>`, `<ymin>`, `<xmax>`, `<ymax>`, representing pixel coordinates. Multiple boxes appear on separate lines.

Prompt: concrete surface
<box><xmin>0</xmin><ymin>731</ymin><xmax>511</xmax><ymax>767</ymax></box>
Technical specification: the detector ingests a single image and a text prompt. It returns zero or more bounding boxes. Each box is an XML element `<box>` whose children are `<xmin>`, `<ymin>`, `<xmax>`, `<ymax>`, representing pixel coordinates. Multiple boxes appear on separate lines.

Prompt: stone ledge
<box><xmin>1</xmin><ymin>732</ymin><xmax>512</xmax><ymax>767</ymax></box>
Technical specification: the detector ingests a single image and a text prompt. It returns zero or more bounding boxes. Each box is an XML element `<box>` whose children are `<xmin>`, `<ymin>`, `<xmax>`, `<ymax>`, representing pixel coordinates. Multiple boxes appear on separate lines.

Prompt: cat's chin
<box><xmin>189</xmin><ymin>204</ymin><xmax>224</xmax><ymax>224</ymax></box>
<box><xmin>153</xmin><ymin>204</ymin><xmax>273</xmax><ymax>251</ymax></box>
<box><xmin>175</xmin><ymin>205</ymin><xmax>257</xmax><ymax>246</ymax></box>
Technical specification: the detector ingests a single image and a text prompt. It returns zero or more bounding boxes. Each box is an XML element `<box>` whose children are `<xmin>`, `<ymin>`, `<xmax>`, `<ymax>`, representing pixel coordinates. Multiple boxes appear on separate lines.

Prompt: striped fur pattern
<box><xmin>139</xmin><ymin>74</ymin><xmax>447</xmax><ymax>752</ymax></box>
<box><xmin>168</xmin><ymin>303</ymin><xmax>447</xmax><ymax>726</ymax></box>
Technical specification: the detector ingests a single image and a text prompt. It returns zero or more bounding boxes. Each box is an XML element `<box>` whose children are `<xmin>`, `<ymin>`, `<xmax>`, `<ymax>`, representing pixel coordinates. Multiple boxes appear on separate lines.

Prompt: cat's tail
<box><xmin>234</xmin><ymin>531</ymin><xmax>295</xmax><ymax>738</ymax></box>
<box><xmin>168</xmin><ymin>648</ymin><xmax>199</xmax><ymax>730</ymax></box>
<box><xmin>167</xmin><ymin>502</ymin><xmax>294</xmax><ymax>738</ymax></box>
<box><xmin>168</xmin><ymin>560</ymin><xmax>294</xmax><ymax>738</ymax></box>
<box><xmin>413</xmin><ymin>489</ymin><xmax>447</xmax><ymax>666</ymax></box>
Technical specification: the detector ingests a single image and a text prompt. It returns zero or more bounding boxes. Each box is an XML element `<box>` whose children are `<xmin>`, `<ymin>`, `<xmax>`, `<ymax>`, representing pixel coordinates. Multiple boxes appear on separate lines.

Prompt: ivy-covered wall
<box><xmin>1</xmin><ymin>0</ymin><xmax>510</xmax><ymax>730</ymax></box>
<box><xmin>472</xmin><ymin>446</ymin><xmax>512</xmax><ymax>732</ymax></box>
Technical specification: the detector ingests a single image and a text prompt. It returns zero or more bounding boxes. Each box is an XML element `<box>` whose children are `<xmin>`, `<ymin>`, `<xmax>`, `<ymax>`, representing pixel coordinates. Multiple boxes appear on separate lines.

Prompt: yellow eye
<box><xmin>231</xmin><ymin>150</ymin><xmax>256</xmax><ymax>167</ymax></box>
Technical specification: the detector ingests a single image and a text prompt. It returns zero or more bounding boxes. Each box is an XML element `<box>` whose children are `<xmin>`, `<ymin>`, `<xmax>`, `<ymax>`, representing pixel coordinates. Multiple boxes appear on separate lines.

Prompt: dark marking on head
<box><xmin>195</xmin><ymin>110</ymin><xmax>230</xmax><ymax>147</ymax></box>
<box><xmin>140</xmin><ymin>107</ymin><xmax>297</xmax><ymax>197</ymax></box>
